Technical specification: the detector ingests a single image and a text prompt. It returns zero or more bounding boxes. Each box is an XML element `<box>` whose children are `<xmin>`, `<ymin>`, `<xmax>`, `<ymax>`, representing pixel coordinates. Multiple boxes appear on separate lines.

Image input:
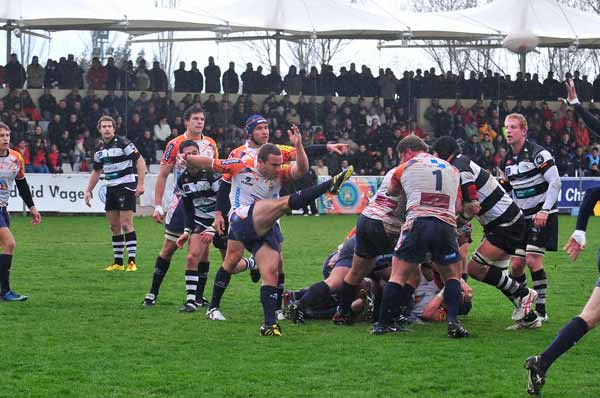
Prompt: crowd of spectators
<box><xmin>1</xmin><ymin>52</ymin><xmax>599</xmax><ymax>177</ymax></box>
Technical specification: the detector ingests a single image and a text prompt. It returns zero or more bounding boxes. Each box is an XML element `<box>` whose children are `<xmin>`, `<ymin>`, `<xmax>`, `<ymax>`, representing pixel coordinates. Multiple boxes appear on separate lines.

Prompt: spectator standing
<box><xmin>5</xmin><ymin>53</ymin><xmax>26</xmax><ymax>89</ymax></box>
<box><xmin>188</xmin><ymin>61</ymin><xmax>203</xmax><ymax>93</ymax></box>
<box><xmin>26</xmin><ymin>56</ymin><xmax>44</xmax><ymax>88</ymax></box>
<box><xmin>149</xmin><ymin>61</ymin><xmax>168</xmax><ymax>92</ymax></box>
<box><xmin>204</xmin><ymin>56</ymin><xmax>221</xmax><ymax>93</ymax></box>
<box><xmin>174</xmin><ymin>61</ymin><xmax>189</xmax><ymax>92</ymax></box>
<box><xmin>222</xmin><ymin>62</ymin><xmax>239</xmax><ymax>94</ymax></box>
<box><xmin>86</xmin><ymin>57</ymin><xmax>108</xmax><ymax>90</ymax></box>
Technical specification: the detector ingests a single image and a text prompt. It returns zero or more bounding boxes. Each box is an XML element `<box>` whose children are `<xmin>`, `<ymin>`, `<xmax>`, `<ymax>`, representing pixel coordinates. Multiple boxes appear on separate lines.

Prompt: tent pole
<box><xmin>275</xmin><ymin>30</ymin><xmax>281</xmax><ymax>73</ymax></box>
<box><xmin>519</xmin><ymin>53</ymin><xmax>526</xmax><ymax>75</ymax></box>
<box><xmin>6</xmin><ymin>20</ymin><xmax>12</xmax><ymax>62</ymax></box>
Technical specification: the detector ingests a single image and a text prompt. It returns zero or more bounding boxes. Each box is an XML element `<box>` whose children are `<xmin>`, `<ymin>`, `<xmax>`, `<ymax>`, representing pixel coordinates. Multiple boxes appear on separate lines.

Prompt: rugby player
<box><xmin>142</xmin><ymin>106</ymin><xmax>253</xmax><ymax>308</ymax></box>
<box><xmin>173</xmin><ymin>140</ymin><xmax>229</xmax><ymax>312</ymax></box>
<box><xmin>207</xmin><ymin>114</ymin><xmax>348</xmax><ymax>322</ymax></box>
<box><xmin>500</xmin><ymin>113</ymin><xmax>561</xmax><ymax>327</ymax></box>
<box><xmin>182</xmin><ymin>131</ymin><xmax>353</xmax><ymax>336</ymax></box>
<box><xmin>524</xmin><ymin>79</ymin><xmax>600</xmax><ymax>395</ymax></box>
<box><xmin>375</xmin><ymin>135</ymin><xmax>468</xmax><ymax>338</ymax></box>
<box><xmin>0</xmin><ymin>122</ymin><xmax>41</xmax><ymax>302</ymax></box>
<box><xmin>333</xmin><ymin>144</ymin><xmax>405</xmax><ymax>326</ymax></box>
<box><xmin>432</xmin><ymin>137</ymin><xmax>538</xmax><ymax>325</ymax></box>
<box><xmin>85</xmin><ymin>116</ymin><xmax>145</xmax><ymax>272</ymax></box>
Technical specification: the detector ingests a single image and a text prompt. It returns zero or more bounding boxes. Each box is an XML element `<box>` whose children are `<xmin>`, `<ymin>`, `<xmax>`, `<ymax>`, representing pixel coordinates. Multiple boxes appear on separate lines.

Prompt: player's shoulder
<box><xmin>8</xmin><ymin>148</ymin><xmax>23</xmax><ymax>162</ymax></box>
<box><xmin>229</xmin><ymin>144</ymin><xmax>248</xmax><ymax>158</ymax></box>
<box><xmin>202</xmin><ymin>135</ymin><xmax>218</xmax><ymax>146</ymax></box>
<box><xmin>526</xmin><ymin>140</ymin><xmax>554</xmax><ymax>165</ymax></box>
<box><xmin>452</xmin><ymin>154</ymin><xmax>472</xmax><ymax>172</ymax></box>
<box><xmin>115</xmin><ymin>135</ymin><xmax>132</xmax><ymax>146</ymax></box>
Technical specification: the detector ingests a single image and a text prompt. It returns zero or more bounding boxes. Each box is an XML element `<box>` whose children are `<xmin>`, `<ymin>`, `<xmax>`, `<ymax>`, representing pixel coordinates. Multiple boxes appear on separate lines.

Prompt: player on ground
<box><xmin>524</xmin><ymin>78</ymin><xmax>600</xmax><ymax>396</ymax></box>
<box><xmin>182</xmin><ymin>133</ymin><xmax>353</xmax><ymax>336</ymax></box>
<box><xmin>524</xmin><ymin>184</ymin><xmax>600</xmax><ymax>396</ymax></box>
<box><xmin>333</xmin><ymin>146</ymin><xmax>405</xmax><ymax>325</ymax></box>
<box><xmin>0</xmin><ymin>122</ymin><xmax>41</xmax><ymax>302</ymax></box>
<box><xmin>207</xmin><ymin>114</ymin><xmax>348</xmax><ymax>321</ymax></box>
<box><xmin>374</xmin><ymin>135</ymin><xmax>468</xmax><ymax>338</ymax></box>
<box><xmin>142</xmin><ymin>106</ymin><xmax>254</xmax><ymax>308</ymax></box>
<box><xmin>432</xmin><ymin>136</ymin><xmax>538</xmax><ymax>325</ymax></box>
<box><xmin>85</xmin><ymin>115</ymin><xmax>145</xmax><ymax>272</ymax></box>
<box><xmin>500</xmin><ymin>113</ymin><xmax>561</xmax><ymax>327</ymax></box>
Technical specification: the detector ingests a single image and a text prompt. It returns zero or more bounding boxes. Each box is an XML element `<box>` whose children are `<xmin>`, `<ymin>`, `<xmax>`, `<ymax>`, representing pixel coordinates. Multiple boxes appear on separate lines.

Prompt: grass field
<box><xmin>1</xmin><ymin>214</ymin><xmax>599</xmax><ymax>398</ymax></box>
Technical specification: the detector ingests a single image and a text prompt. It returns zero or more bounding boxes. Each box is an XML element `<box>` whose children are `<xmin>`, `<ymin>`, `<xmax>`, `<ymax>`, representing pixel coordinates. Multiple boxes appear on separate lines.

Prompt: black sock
<box><xmin>112</xmin><ymin>234</ymin><xmax>125</xmax><ymax>265</ymax></box>
<box><xmin>484</xmin><ymin>266</ymin><xmax>529</xmax><ymax>299</ymax></box>
<box><xmin>276</xmin><ymin>273</ymin><xmax>285</xmax><ymax>309</ymax></box>
<box><xmin>209</xmin><ymin>267</ymin><xmax>232</xmax><ymax>309</ymax></box>
<box><xmin>513</xmin><ymin>273</ymin><xmax>527</xmax><ymax>287</ymax></box>
<box><xmin>539</xmin><ymin>317</ymin><xmax>589</xmax><ymax>373</ymax></box>
<box><xmin>260</xmin><ymin>285</ymin><xmax>279</xmax><ymax>325</ymax></box>
<box><xmin>400</xmin><ymin>284</ymin><xmax>415</xmax><ymax>317</ymax></box>
<box><xmin>150</xmin><ymin>256</ymin><xmax>170</xmax><ymax>296</ymax></box>
<box><xmin>339</xmin><ymin>281</ymin><xmax>359</xmax><ymax>314</ymax></box>
<box><xmin>378</xmin><ymin>281</ymin><xmax>403</xmax><ymax>324</ymax></box>
<box><xmin>531</xmin><ymin>269</ymin><xmax>548</xmax><ymax>316</ymax></box>
<box><xmin>124</xmin><ymin>231</ymin><xmax>137</xmax><ymax>263</ymax></box>
<box><xmin>287</xmin><ymin>180</ymin><xmax>332</xmax><ymax>210</ymax></box>
<box><xmin>185</xmin><ymin>270</ymin><xmax>199</xmax><ymax>304</ymax></box>
<box><xmin>298</xmin><ymin>281</ymin><xmax>331</xmax><ymax>309</ymax></box>
<box><xmin>0</xmin><ymin>254</ymin><xmax>13</xmax><ymax>295</ymax></box>
<box><xmin>461</xmin><ymin>273</ymin><xmax>469</xmax><ymax>281</ymax></box>
<box><xmin>443</xmin><ymin>278</ymin><xmax>462</xmax><ymax>323</ymax></box>
<box><xmin>196</xmin><ymin>261</ymin><xmax>210</xmax><ymax>300</ymax></box>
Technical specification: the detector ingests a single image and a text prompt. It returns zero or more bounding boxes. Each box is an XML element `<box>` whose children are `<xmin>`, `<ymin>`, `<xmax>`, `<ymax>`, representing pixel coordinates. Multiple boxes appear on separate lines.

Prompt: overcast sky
<box><xmin>0</xmin><ymin>0</ymin><xmax>529</xmax><ymax>78</ymax></box>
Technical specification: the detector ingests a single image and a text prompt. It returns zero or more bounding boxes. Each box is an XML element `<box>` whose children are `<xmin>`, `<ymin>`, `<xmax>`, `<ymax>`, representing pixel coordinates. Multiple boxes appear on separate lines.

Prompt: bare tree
<box><xmin>244</xmin><ymin>33</ymin><xmax>276</xmax><ymax>68</ymax></box>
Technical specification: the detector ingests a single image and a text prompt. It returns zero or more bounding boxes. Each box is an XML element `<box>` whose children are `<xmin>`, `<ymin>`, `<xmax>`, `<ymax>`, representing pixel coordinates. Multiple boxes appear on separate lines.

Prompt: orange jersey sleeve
<box><xmin>11</xmin><ymin>149</ymin><xmax>25</xmax><ymax>179</ymax></box>
<box><xmin>212</xmin><ymin>158</ymin><xmax>250</xmax><ymax>176</ymax></box>
<box><xmin>221</xmin><ymin>145</ymin><xmax>247</xmax><ymax>183</ymax></box>
<box><xmin>160</xmin><ymin>136</ymin><xmax>184</xmax><ymax>165</ymax></box>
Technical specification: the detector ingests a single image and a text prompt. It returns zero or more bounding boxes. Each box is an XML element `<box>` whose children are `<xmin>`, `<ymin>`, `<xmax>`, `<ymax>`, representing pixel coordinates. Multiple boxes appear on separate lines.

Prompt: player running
<box><xmin>374</xmin><ymin>135</ymin><xmax>468</xmax><ymax>338</ymax></box>
<box><xmin>500</xmin><ymin>113</ymin><xmax>561</xmax><ymax>328</ymax></box>
<box><xmin>432</xmin><ymin>136</ymin><xmax>538</xmax><ymax>325</ymax></box>
<box><xmin>85</xmin><ymin>115</ymin><xmax>146</xmax><ymax>272</ymax></box>
<box><xmin>0</xmin><ymin>122</ymin><xmax>41</xmax><ymax>302</ymax></box>
<box><xmin>181</xmin><ymin>128</ymin><xmax>353</xmax><ymax>336</ymax></box>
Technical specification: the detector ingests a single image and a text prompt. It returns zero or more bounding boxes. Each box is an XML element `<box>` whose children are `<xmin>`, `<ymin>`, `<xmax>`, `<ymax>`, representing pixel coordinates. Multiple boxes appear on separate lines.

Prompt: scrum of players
<box><xmin>3</xmin><ymin>80</ymin><xmax>600</xmax><ymax>396</ymax></box>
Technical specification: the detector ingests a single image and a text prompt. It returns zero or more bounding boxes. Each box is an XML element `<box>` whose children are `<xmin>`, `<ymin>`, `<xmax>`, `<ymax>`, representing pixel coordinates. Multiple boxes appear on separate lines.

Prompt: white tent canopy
<box><xmin>438</xmin><ymin>0</ymin><xmax>600</xmax><ymax>47</ymax></box>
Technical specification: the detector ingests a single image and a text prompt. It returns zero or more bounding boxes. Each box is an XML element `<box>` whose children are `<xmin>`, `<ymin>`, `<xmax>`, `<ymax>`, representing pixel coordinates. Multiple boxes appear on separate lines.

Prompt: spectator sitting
<box><xmin>47</xmin><ymin>144</ymin><xmax>63</xmax><ymax>173</ymax></box>
<box><xmin>153</xmin><ymin>115</ymin><xmax>172</xmax><ymax>145</ymax></box>
<box><xmin>15</xmin><ymin>139</ymin><xmax>33</xmax><ymax>173</ymax></box>
<box><xmin>463</xmin><ymin>134</ymin><xmax>483</xmax><ymax>163</ymax></box>
<box><xmin>271</xmin><ymin>128</ymin><xmax>288</xmax><ymax>145</ymax></box>
<box><xmin>383</xmin><ymin>146</ymin><xmax>398</xmax><ymax>170</ymax></box>
<box><xmin>311</xmin><ymin>158</ymin><xmax>329</xmax><ymax>176</ymax></box>
<box><xmin>137</xmin><ymin>130</ymin><xmax>157</xmax><ymax>164</ymax></box>
<box><xmin>585</xmin><ymin>146</ymin><xmax>600</xmax><ymax>172</ymax></box>
<box><xmin>31</xmin><ymin>138</ymin><xmax>50</xmax><ymax>173</ymax></box>
<box><xmin>480</xmin><ymin>132</ymin><xmax>495</xmax><ymax>154</ymax></box>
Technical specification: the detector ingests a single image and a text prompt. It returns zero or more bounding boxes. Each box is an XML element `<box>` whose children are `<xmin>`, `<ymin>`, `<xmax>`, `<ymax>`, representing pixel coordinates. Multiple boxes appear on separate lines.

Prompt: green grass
<box><xmin>1</xmin><ymin>214</ymin><xmax>599</xmax><ymax>398</ymax></box>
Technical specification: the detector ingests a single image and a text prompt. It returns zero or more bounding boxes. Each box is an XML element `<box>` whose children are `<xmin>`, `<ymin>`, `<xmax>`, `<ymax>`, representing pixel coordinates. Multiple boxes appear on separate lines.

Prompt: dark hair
<box><xmin>179</xmin><ymin>140</ymin><xmax>199</xmax><ymax>153</ymax></box>
<box><xmin>431</xmin><ymin>136</ymin><xmax>460</xmax><ymax>161</ymax></box>
<box><xmin>183</xmin><ymin>105</ymin><xmax>205</xmax><ymax>121</ymax></box>
<box><xmin>257</xmin><ymin>143</ymin><xmax>282</xmax><ymax>162</ymax></box>
<box><xmin>396</xmin><ymin>134</ymin><xmax>428</xmax><ymax>154</ymax></box>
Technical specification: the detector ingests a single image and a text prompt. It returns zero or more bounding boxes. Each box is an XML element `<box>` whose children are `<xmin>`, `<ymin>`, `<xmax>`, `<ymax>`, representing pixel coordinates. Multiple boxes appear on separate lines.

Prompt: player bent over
<box><xmin>182</xmin><ymin>133</ymin><xmax>353</xmax><ymax>336</ymax></box>
<box><xmin>85</xmin><ymin>116</ymin><xmax>145</xmax><ymax>272</ymax></box>
<box><xmin>374</xmin><ymin>135</ymin><xmax>468</xmax><ymax>338</ymax></box>
<box><xmin>432</xmin><ymin>136</ymin><xmax>538</xmax><ymax>326</ymax></box>
<box><xmin>0</xmin><ymin>122</ymin><xmax>41</xmax><ymax>302</ymax></box>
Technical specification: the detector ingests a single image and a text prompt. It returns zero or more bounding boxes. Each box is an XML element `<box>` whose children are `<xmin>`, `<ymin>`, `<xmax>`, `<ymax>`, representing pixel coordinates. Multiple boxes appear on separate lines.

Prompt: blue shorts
<box><xmin>355</xmin><ymin>215</ymin><xmax>398</xmax><ymax>259</ymax></box>
<box><xmin>395</xmin><ymin>217</ymin><xmax>462</xmax><ymax>266</ymax></box>
<box><xmin>229</xmin><ymin>204</ymin><xmax>284</xmax><ymax>256</ymax></box>
<box><xmin>321</xmin><ymin>253</ymin><xmax>353</xmax><ymax>279</ymax></box>
<box><xmin>0</xmin><ymin>208</ymin><xmax>10</xmax><ymax>228</ymax></box>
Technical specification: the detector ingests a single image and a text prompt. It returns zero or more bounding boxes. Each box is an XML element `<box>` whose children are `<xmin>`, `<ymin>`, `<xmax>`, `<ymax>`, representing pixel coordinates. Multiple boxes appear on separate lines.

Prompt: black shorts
<box><xmin>484</xmin><ymin>215</ymin><xmax>525</xmax><ymax>255</ymax></box>
<box><xmin>515</xmin><ymin>213</ymin><xmax>559</xmax><ymax>256</ymax></box>
<box><xmin>105</xmin><ymin>185</ymin><xmax>136</xmax><ymax>212</ymax></box>
<box><xmin>354</xmin><ymin>215</ymin><xmax>398</xmax><ymax>259</ymax></box>
<box><xmin>395</xmin><ymin>217</ymin><xmax>462</xmax><ymax>266</ymax></box>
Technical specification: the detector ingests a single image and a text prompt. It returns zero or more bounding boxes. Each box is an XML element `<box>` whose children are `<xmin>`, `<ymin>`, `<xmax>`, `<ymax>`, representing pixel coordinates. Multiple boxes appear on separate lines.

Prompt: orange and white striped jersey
<box><xmin>361</xmin><ymin>168</ymin><xmax>405</xmax><ymax>235</ymax></box>
<box><xmin>0</xmin><ymin>149</ymin><xmax>25</xmax><ymax>207</ymax></box>
<box><xmin>222</xmin><ymin>141</ymin><xmax>296</xmax><ymax>183</ymax></box>
<box><xmin>390</xmin><ymin>152</ymin><xmax>459</xmax><ymax>227</ymax></box>
<box><xmin>161</xmin><ymin>133</ymin><xmax>219</xmax><ymax>194</ymax></box>
<box><xmin>212</xmin><ymin>157</ymin><xmax>293</xmax><ymax>215</ymax></box>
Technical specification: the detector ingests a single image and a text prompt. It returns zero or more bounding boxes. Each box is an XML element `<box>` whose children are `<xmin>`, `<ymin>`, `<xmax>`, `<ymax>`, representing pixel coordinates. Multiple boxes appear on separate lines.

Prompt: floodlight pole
<box><xmin>519</xmin><ymin>53</ymin><xmax>527</xmax><ymax>75</ymax></box>
<box><xmin>6</xmin><ymin>20</ymin><xmax>12</xmax><ymax>62</ymax></box>
<box><xmin>275</xmin><ymin>30</ymin><xmax>281</xmax><ymax>73</ymax></box>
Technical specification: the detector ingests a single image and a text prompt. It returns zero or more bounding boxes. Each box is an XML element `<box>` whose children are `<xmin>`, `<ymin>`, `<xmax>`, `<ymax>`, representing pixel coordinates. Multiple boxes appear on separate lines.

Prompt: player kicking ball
<box><xmin>180</xmin><ymin>126</ymin><xmax>353</xmax><ymax>336</ymax></box>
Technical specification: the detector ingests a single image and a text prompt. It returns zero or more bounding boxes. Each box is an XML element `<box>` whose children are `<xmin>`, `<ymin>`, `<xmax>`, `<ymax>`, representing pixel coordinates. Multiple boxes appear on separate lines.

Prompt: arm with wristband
<box><xmin>565</xmin><ymin>186</ymin><xmax>600</xmax><ymax>262</ymax></box>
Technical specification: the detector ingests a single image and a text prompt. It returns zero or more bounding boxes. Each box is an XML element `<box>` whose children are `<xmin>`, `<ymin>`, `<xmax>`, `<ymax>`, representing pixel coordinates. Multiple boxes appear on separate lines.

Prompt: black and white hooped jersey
<box><xmin>500</xmin><ymin>140</ymin><xmax>559</xmax><ymax>218</ymax></box>
<box><xmin>176</xmin><ymin>168</ymin><xmax>221</xmax><ymax>226</ymax></box>
<box><xmin>452</xmin><ymin>154</ymin><xmax>522</xmax><ymax>229</ymax></box>
<box><xmin>93</xmin><ymin>136</ymin><xmax>141</xmax><ymax>189</ymax></box>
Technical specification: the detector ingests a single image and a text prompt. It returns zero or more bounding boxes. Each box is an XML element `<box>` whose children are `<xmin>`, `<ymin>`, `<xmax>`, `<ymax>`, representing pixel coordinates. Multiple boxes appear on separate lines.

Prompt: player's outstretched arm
<box><xmin>180</xmin><ymin>154</ymin><xmax>216</xmax><ymax>170</ymax></box>
<box><xmin>564</xmin><ymin>186</ymin><xmax>600</xmax><ymax>261</ymax></box>
<box><xmin>289</xmin><ymin>124</ymin><xmax>309</xmax><ymax>180</ymax></box>
<box><xmin>84</xmin><ymin>170</ymin><xmax>102</xmax><ymax>208</ymax></box>
<box><xmin>563</xmin><ymin>79</ymin><xmax>600</xmax><ymax>134</ymax></box>
<box><xmin>153</xmin><ymin>164</ymin><xmax>172</xmax><ymax>223</ymax></box>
